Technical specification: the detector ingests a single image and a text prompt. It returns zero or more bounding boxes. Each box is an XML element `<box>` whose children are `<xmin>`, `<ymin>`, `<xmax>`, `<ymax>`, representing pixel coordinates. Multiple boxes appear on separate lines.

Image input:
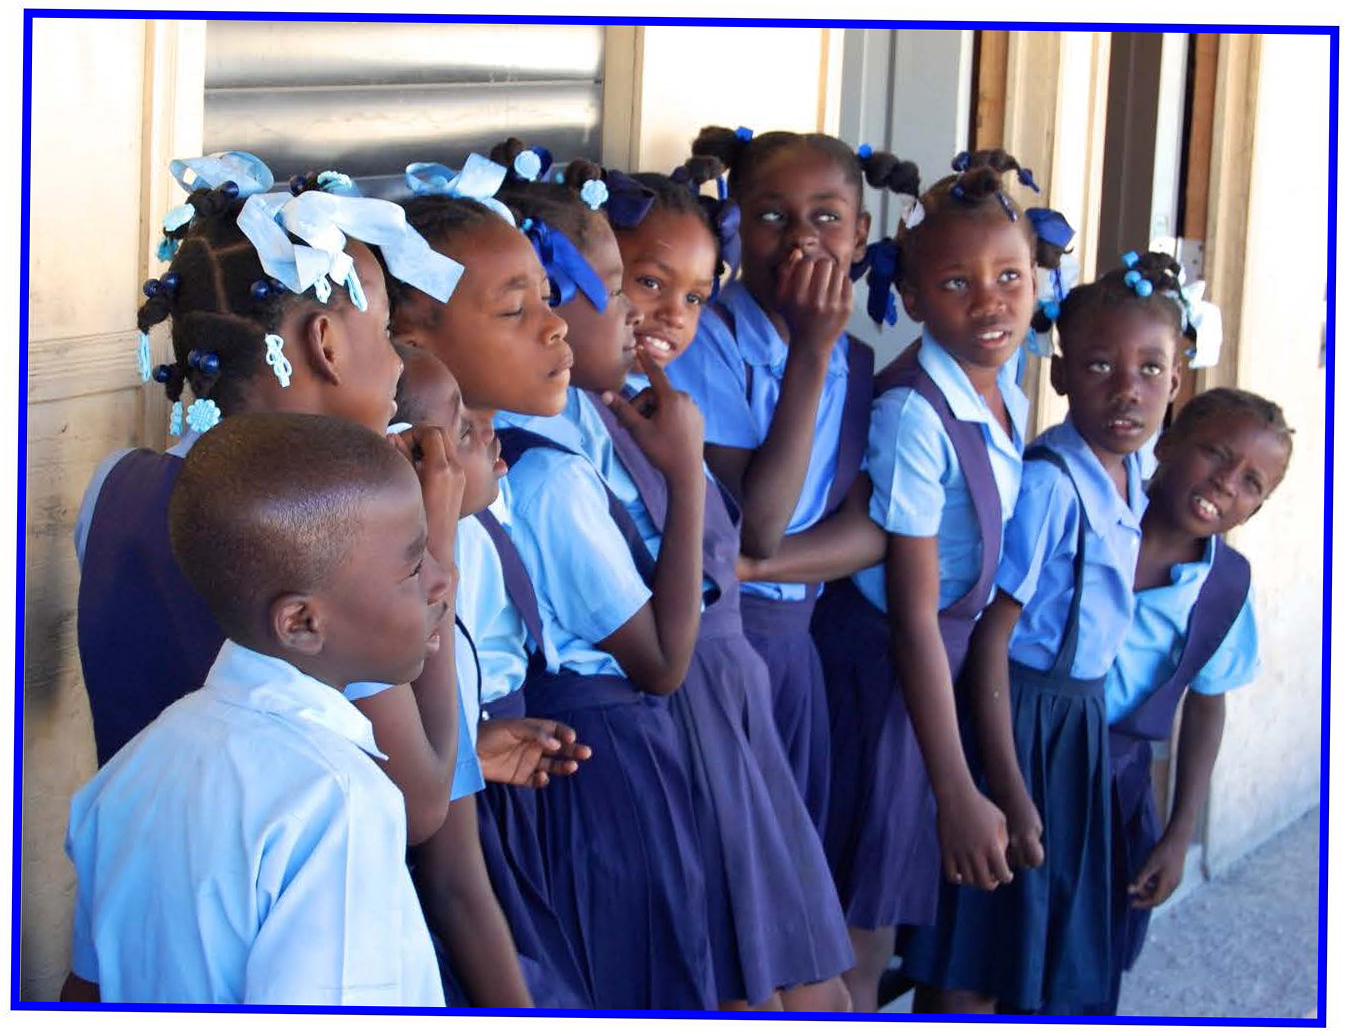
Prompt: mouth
<box><xmin>548</xmin><ymin>351</ymin><xmax>574</xmax><ymax>380</ymax></box>
<box><xmin>636</xmin><ymin>332</ymin><xmax>679</xmax><ymax>360</ymax></box>
<box><xmin>972</xmin><ymin>327</ymin><xmax>1014</xmax><ymax>349</ymax></box>
<box><xmin>1106</xmin><ymin>414</ymin><xmax>1145</xmax><ymax>436</ymax></box>
<box><xmin>425</xmin><ymin>627</ymin><xmax>442</xmax><ymax>655</ymax></box>
<box><xmin>1190</xmin><ymin>492</ymin><xmax>1222</xmax><ymax>522</ymax></box>
<box><xmin>490</xmin><ymin>440</ymin><xmax>507</xmax><ymax>476</ymax></box>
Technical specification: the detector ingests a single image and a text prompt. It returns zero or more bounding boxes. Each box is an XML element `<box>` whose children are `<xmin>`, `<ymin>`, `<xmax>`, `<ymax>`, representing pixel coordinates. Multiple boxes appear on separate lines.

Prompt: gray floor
<box><xmin>882</xmin><ymin>807</ymin><xmax>1322</xmax><ymax>1019</ymax></box>
<box><xmin>1117</xmin><ymin>807</ymin><xmax>1321</xmax><ymax>1020</ymax></box>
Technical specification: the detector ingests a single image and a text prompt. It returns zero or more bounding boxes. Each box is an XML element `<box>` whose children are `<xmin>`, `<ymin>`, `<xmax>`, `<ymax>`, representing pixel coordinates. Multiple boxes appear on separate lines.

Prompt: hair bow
<box><xmin>169</xmin><ymin>151</ymin><xmax>274</xmax><ymax>199</ymax></box>
<box><xmin>707</xmin><ymin>199</ymin><xmax>742</xmax><ymax>299</ymax></box>
<box><xmin>237</xmin><ymin>191</ymin><xmax>464</xmax><ymax>305</ymax></box>
<box><xmin>849</xmin><ymin>238</ymin><xmax>900</xmax><ymax>327</ymax></box>
<box><xmin>316</xmin><ymin>170</ymin><xmax>361</xmax><ymax>197</ymax></box>
<box><xmin>602</xmin><ymin>169</ymin><xmax>657</xmax><ymax>229</ymax></box>
<box><xmin>1026</xmin><ymin>207</ymin><xmax>1075</xmax><ymax>251</ymax></box>
<box><xmin>405</xmin><ymin>154</ymin><xmax>515</xmax><ymax>225</ymax></box>
<box><xmin>520</xmin><ymin>218</ymin><xmax>607</xmax><ymax>311</ymax></box>
<box><xmin>511</xmin><ymin>147</ymin><xmax>553</xmax><ymax>183</ymax></box>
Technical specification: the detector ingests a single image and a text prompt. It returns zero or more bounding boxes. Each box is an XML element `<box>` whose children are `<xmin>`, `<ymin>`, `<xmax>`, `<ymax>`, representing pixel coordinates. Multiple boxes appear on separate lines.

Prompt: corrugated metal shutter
<box><xmin>203</xmin><ymin>21</ymin><xmax>604</xmax><ymax>183</ymax></box>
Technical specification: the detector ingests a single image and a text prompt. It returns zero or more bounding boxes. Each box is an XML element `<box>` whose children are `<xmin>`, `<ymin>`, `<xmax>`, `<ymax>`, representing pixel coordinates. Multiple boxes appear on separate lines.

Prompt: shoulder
<box><xmin>506</xmin><ymin>448</ymin><xmax>609</xmax><ymax>521</ymax></box>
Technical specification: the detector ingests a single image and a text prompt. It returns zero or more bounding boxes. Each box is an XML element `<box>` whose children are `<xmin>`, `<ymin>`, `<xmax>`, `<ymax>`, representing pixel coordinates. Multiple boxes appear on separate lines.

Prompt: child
<box><xmin>808</xmin><ymin>150</ymin><xmax>1066</xmax><ymax>1010</ymax></box>
<box><xmin>392</xmin><ymin>343</ymin><xmax>593</xmax><ymax>1009</ymax></box>
<box><xmin>671</xmin><ymin>126</ymin><xmax>917</xmax><ymax>841</ymax></box>
<box><xmin>63</xmin><ymin>413</ymin><xmax>451</xmax><ymax>1004</ymax></box>
<box><xmin>902</xmin><ymin>250</ymin><xmax>1186</xmax><ymax>1014</ymax></box>
<box><xmin>1095</xmin><ymin>387</ymin><xmax>1292</xmax><ymax>1013</ymax></box>
<box><xmin>496</xmin><ymin>163</ymin><xmax>852</xmax><ymax>1011</ymax></box>
<box><xmin>73</xmin><ymin>165</ymin><xmax>527</xmax><ymax>1007</ymax></box>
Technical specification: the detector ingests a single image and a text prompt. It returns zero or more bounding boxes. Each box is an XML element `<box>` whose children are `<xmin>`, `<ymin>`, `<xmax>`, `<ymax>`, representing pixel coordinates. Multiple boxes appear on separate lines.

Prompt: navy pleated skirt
<box><xmin>475</xmin><ymin>690</ymin><xmax>591</xmax><ymax>1008</ymax></box>
<box><xmin>524</xmin><ymin>670</ymin><xmax>716</xmax><ymax>1011</ymax></box>
<box><xmin>740</xmin><ymin>593</ymin><xmax>832</xmax><ymax>837</ymax></box>
<box><xmin>673</xmin><ymin>607</ymin><xmax>853</xmax><ymax>1003</ymax></box>
<box><xmin>902</xmin><ymin>660</ymin><xmax>1113</xmax><ymax>1011</ymax></box>
<box><xmin>812</xmin><ymin>578</ymin><xmax>941</xmax><ymax>931</ymax></box>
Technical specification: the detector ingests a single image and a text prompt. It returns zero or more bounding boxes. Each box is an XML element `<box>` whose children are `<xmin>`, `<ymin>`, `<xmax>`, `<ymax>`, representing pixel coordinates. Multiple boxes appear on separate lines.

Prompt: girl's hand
<box><xmin>772</xmin><ymin>249</ymin><xmax>854</xmax><ymax>357</ymax></box>
<box><xmin>1001</xmin><ymin>788</ymin><xmax>1045</xmax><ymax>871</ymax></box>
<box><xmin>604</xmin><ymin>350</ymin><xmax>704</xmax><ymax>483</ymax></box>
<box><xmin>734</xmin><ymin>553</ymin><xmax>759</xmax><ymax>583</ymax></box>
<box><xmin>937</xmin><ymin>785</ymin><xmax>1013</xmax><ymax>891</ymax></box>
<box><xmin>390</xmin><ymin>424</ymin><xmax>466</xmax><ymax>564</ymax></box>
<box><xmin>1129</xmin><ymin>830</ymin><xmax>1190</xmax><ymax>909</ymax></box>
<box><xmin>476</xmin><ymin>717</ymin><xmax>593</xmax><ymax>788</ymax></box>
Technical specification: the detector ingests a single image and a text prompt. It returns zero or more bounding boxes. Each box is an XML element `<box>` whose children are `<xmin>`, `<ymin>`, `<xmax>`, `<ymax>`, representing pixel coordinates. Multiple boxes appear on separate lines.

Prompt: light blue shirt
<box><xmin>1105</xmin><ymin>536</ymin><xmax>1260</xmax><ymax>722</ymax></box>
<box><xmin>74</xmin><ymin>429</ymin><xmax>483</xmax><ymax>801</ymax></box>
<box><xmin>666</xmin><ymin>280</ymin><xmax>857</xmax><ymax>600</ymax></box>
<box><xmin>852</xmin><ymin>332</ymin><xmax>1030</xmax><ymax>613</ymax></box>
<box><xmin>64</xmin><ymin>641</ymin><xmax>444</xmax><ymax>1005</ymax></box>
<box><xmin>998</xmin><ymin>417</ymin><xmax>1147</xmax><ymax>680</ymax></box>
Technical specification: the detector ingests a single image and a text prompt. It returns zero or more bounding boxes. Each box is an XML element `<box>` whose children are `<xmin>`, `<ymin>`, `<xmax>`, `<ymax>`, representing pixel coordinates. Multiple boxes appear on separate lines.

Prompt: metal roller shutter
<box><xmin>203</xmin><ymin>20</ymin><xmax>605</xmax><ymax>183</ymax></box>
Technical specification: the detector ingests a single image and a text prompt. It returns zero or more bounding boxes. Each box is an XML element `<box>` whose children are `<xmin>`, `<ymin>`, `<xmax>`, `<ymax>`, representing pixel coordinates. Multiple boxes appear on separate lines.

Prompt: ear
<box><xmin>1049</xmin><ymin>353</ymin><xmax>1067</xmax><ymax>396</ymax></box>
<box><xmin>851</xmin><ymin>210</ymin><xmax>873</xmax><ymax>265</ymax></box>
<box><xmin>270</xmin><ymin>592</ymin><xmax>326</xmax><ymax>657</ymax></box>
<box><xmin>300</xmin><ymin>310</ymin><xmax>343</xmax><ymax>388</ymax></box>
<box><xmin>1166</xmin><ymin>362</ymin><xmax>1182</xmax><ymax>402</ymax></box>
<box><xmin>1153</xmin><ymin>428</ymin><xmax>1174</xmax><ymax>464</ymax></box>
<box><xmin>899</xmin><ymin>280</ymin><xmax>923</xmax><ymax>323</ymax></box>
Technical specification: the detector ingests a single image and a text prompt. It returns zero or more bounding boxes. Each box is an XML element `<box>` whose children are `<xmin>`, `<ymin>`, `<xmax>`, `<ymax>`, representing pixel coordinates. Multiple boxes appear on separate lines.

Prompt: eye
<box><xmin>814</xmin><ymin>210</ymin><xmax>841</xmax><ymax>224</ymax></box>
<box><xmin>998</xmin><ymin>269</ymin><xmax>1021</xmax><ymax>283</ymax></box>
<box><xmin>1086</xmin><ymin>359</ymin><xmax>1111</xmax><ymax>374</ymax></box>
<box><xmin>1141</xmin><ymin>362</ymin><xmax>1166</xmax><ymax>376</ymax></box>
<box><xmin>939</xmin><ymin>277</ymin><xmax>967</xmax><ymax>292</ymax></box>
<box><xmin>635</xmin><ymin>275</ymin><xmax>661</xmax><ymax>293</ymax></box>
<box><xmin>1244</xmin><ymin>472</ymin><xmax>1265</xmax><ymax>494</ymax></box>
<box><xmin>686</xmin><ymin>292</ymin><xmax>705</xmax><ymax>307</ymax></box>
<box><xmin>405</xmin><ymin>558</ymin><xmax>424</xmax><ymax>581</ymax></box>
<box><xmin>757</xmin><ymin>209</ymin><xmax>785</xmax><ymax>225</ymax></box>
<box><xmin>610</xmin><ymin>286</ymin><xmax>625</xmax><ymax>299</ymax></box>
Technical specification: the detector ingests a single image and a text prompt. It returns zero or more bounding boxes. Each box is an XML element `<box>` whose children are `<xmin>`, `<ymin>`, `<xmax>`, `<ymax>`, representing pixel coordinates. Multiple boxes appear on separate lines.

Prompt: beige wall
<box><xmin>1202</xmin><ymin>32</ymin><xmax>1329</xmax><ymax>874</ymax></box>
<box><xmin>23</xmin><ymin>18</ymin><xmax>202</xmax><ymax>1001</ymax></box>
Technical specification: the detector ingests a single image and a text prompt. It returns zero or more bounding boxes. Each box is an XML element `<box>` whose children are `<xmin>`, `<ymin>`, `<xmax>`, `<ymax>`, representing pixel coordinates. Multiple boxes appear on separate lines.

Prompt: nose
<box><xmin>969</xmin><ymin>281</ymin><xmax>1004</xmax><ymax>318</ymax></box>
<box><xmin>785</xmin><ymin>216</ymin><xmax>818</xmax><ymax>254</ymax></box>
<box><xmin>624</xmin><ymin>293</ymin><xmax>643</xmax><ymax>328</ymax></box>
<box><xmin>543</xmin><ymin>308</ymin><xmax>567</xmax><ymax>347</ymax></box>
<box><xmin>422</xmin><ymin>549</ymin><xmax>451</xmax><ymax>608</ymax></box>
<box><xmin>659</xmin><ymin>296</ymin><xmax>687</xmax><ymax>330</ymax></box>
<box><xmin>1210</xmin><ymin>460</ymin><xmax>1238</xmax><ymax>496</ymax></box>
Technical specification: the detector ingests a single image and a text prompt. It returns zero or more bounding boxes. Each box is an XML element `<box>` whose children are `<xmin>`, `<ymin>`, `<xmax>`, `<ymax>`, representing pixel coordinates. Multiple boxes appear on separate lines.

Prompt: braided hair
<box><xmin>615</xmin><ymin>156</ymin><xmax>736</xmax><ymax>288</ymax></box>
<box><xmin>139</xmin><ymin>182</ymin><xmax>363</xmax><ymax>417</ymax></box>
<box><xmin>690</xmin><ymin>126</ymin><xmax>918</xmax><ymax>206</ymax></box>
<box><xmin>1048</xmin><ymin>250</ymin><xmax>1193</xmax><ymax>356</ymax></box>
<box><xmin>488</xmin><ymin>138</ymin><xmax>607</xmax><ymax>249</ymax></box>
<box><xmin>1165</xmin><ymin>387</ymin><xmax>1295</xmax><ymax>463</ymax></box>
<box><xmin>896</xmin><ymin>149</ymin><xmax>1060</xmax><ymax>287</ymax></box>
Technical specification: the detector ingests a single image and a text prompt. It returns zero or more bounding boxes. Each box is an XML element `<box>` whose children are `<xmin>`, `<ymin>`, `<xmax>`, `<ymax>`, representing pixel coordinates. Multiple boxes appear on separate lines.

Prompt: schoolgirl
<box><xmin>494</xmin><ymin>156</ymin><xmax>852</xmax><ymax>1009</ymax></box>
<box><xmin>902</xmin><ymin>250</ymin><xmax>1186</xmax><ymax>1013</ymax></box>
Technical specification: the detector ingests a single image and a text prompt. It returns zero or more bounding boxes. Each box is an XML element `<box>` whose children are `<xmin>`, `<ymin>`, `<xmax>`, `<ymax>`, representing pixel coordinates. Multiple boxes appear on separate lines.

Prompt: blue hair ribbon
<box><xmin>316</xmin><ymin>170</ymin><xmax>361</xmax><ymax>197</ymax></box>
<box><xmin>405</xmin><ymin>154</ymin><xmax>515</xmax><ymax>225</ymax></box>
<box><xmin>238</xmin><ymin>191</ymin><xmax>464</xmax><ymax>305</ymax></box>
<box><xmin>1026</xmin><ymin>207</ymin><xmax>1075</xmax><ymax>251</ymax></box>
<box><xmin>169</xmin><ymin>151</ymin><xmax>274</xmax><ymax>198</ymax></box>
<box><xmin>521</xmin><ymin>218</ymin><xmax>607</xmax><ymax>311</ymax></box>
<box><xmin>850</xmin><ymin>238</ymin><xmax>900</xmax><ymax>327</ymax></box>
<box><xmin>602</xmin><ymin>169</ymin><xmax>657</xmax><ymax>228</ymax></box>
<box><xmin>709</xmin><ymin>199</ymin><xmax>742</xmax><ymax>300</ymax></box>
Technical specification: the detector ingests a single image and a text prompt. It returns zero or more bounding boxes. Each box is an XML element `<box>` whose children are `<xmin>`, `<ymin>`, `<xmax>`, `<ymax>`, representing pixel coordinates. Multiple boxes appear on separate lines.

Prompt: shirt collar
<box><xmin>721</xmin><ymin>281</ymin><xmax>849</xmax><ymax>378</ymax></box>
<box><xmin>1165</xmin><ymin>532</ymin><xmax>1218</xmax><ymax>587</ymax></box>
<box><xmin>203</xmin><ymin>640</ymin><xmax>387</xmax><ymax>759</ymax></box>
<box><xmin>1051</xmin><ymin>415</ymin><xmax>1147</xmax><ymax>535</ymax></box>
<box><xmin>917</xmin><ymin>330</ymin><xmax>1030</xmax><ymax>445</ymax></box>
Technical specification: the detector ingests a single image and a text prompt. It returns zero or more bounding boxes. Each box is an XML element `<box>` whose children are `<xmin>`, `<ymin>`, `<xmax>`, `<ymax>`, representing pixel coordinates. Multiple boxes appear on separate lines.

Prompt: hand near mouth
<box><xmin>772</xmin><ymin>248</ymin><xmax>852</xmax><ymax>357</ymax></box>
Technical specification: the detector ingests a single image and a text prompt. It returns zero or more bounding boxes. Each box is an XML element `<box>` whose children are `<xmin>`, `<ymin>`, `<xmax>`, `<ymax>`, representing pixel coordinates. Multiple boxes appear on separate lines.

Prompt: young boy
<box><xmin>63</xmin><ymin>413</ymin><xmax>453</xmax><ymax>1005</ymax></box>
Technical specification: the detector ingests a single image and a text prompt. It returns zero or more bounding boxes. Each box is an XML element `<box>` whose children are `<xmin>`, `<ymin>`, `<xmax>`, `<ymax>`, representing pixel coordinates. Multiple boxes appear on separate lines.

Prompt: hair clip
<box><xmin>220</xmin><ymin>181</ymin><xmax>240</xmax><ymax>200</ymax></box>
<box><xmin>995</xmin><ymin>191</ymin><xmax>1017</xmax><ymax>221</ymax></box>
<box><xmin>1134</xmin><ymin>278</ymin><xmax>1154</xmax><ymax>298</ymax></box>
<box><xmin>849</xmin><ymin>237</ymin><xmax>900</xmax><ymax>328</ymax></box>
<box><xmin>187</xmin><ymin>349</ymin><xmax>220</xmax><ymax>376</ymax></box>
<box><xmin>289</xmin><ymin>174</ymin><xmax>307</xmax><ymax>196</ymax></box>
<box><xmin>151</xmin><ymin>363</ymin><xmax>173</xmax><ymax>384</ymax></box>
<box><xmin>708</xmin><ymin>199</ymin><xmax>742</xmax><ymax>300</ymax></box>
<box><xmin>264</xmin><ymin>333</ymin><xmax>292</xmax><ymax>388</ymax></box>
<box><xmin>312</xmin><ymin>273</ymin><xmax>332</xmax><ymax>304</ymax></box>
<box><xmin>735</xmin><ymin>125</ymin><xmax>754</xmax><ymax>142</ymax></box>
<box><xmin>142</xmin><ymin>278</ymin><xmax>163</xmax><ymax>298</ymax></box>
<box><xmin>316</xmin><ymin>170</ymin><xmax>359</xmax><ymax>197</ymax></box>
<box><xmin>1017</xmin><ymin>167</ymin><xmax>1041</xmax><ymax>192</ymax></box>
<box><xmin>1043</xmin><ymin>299</ymin><xmax>1061</xmax><ymax>321</ymax></box>
<box><xmin>345</xmin><ymin>266</ymin><xmax>367</xmax><ymax>311</ymax></box>
<box><xmin>162</xmin><ymin>203</ymin><xmax>194</xmax><ymax>234</ymax></box>
<box><xmin>950</xmin><ymin>183</ymin><xmax>967</xmax><ymax>202</ymax></box>
<box><xmin>1122</xmin><ymin>250</ymin><xmax>1140</xmax><ymax>269</ymax></box>
<box><xmin>513</xmin><ymin>150</ymin><xmax>543</xmax><ymax>182</ymax></box>
<box><xmin>857</xmin><ymin>143</ymin><xmax>873</xmax><ymax>159</ymax></box>
<box><xmin>169</xmin><ymin>400</ymin><xmax>183</xmax><ymax>436</ymax></box>
<box><xmin>897</xmin><ymin>194</ymin><xmax>925</xmax><ymax>230</ymax></box>
<box><xmin>580</xmin><ymin>178</ymin><xmax>610</xmax><ymax>211</ymax></box>
<box><xmin>136</xmin><ymin>331</ymin><xmax>152</xmax><ymax>382</ymax></box>
<box><xmin>952</xmin><ymin>151</ymin><xmax>971</xmax><ymax>172</ymax></box>
<box><xmin>250</xmin><ymin>279</ymin><xmax>272</xmax><ymax>302</ymax></box>
<box><xmin>1124</xmin><ymin>270</ymin><xmax>1141</xmax><ymax>287</ymax></box>
<box><xmin>157</xmin><ymin>237</ymin><xmax>180</xmax><ymax>262</ymax></box>
<box><xmin>161</xmin><ymin>272</ymin><xmax>180</xmax><ymax>294</ymax></box>
<box><xmin>520</xmin><ymin>217</ymin><xmax>534</xmax><ymax>232</ymax></box>
<box><xmin>185</xmin><ymin>398</ymin><xmax>222</xmax><ymax>434</ymax></box>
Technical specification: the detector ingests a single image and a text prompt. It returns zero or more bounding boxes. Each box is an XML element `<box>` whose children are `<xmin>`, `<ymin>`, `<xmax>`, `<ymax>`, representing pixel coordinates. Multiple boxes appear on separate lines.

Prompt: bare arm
<box><xmin>736</xmin><ymin>474</ymin><xmax>885</xmax><ymax>584</ymax></box>
<box><xmin>706</xmin><ymin>254</ymin><xmax>853</xmax><ymax>559</ymax></box>
<box><xmin>967</xmin><ymin>591</ymin><xmax>1044</xmax><ymax>870</ymax></box>
<box><xmin>1130</xmin><ymin>691</ymin><xmax>1225</xmax><ymax>908</ymax></box>
<box><xmin>885</xmin><ymin>533</ymin><xmax>1012</xmax><ymax>890</ymax></box>
<box><xmin>412</xmin><ymin>796</ymin><xmax>533</xmax><ymax>1007</ymax></box>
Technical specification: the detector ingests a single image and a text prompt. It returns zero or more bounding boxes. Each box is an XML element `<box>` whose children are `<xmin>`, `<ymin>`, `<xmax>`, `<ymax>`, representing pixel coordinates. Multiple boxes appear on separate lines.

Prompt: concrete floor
<box><xmin>882</xmin><ymin>806</ymin><xmax>1322</xmax><ymax>1019</ymax></box>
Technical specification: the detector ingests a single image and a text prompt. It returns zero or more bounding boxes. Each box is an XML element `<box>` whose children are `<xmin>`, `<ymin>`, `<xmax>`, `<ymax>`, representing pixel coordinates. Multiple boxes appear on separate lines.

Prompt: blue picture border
<box><xmin>13</xmin><ymin>7</ymin><xmax>1338</xmax><ymax>1025</ymax></box>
